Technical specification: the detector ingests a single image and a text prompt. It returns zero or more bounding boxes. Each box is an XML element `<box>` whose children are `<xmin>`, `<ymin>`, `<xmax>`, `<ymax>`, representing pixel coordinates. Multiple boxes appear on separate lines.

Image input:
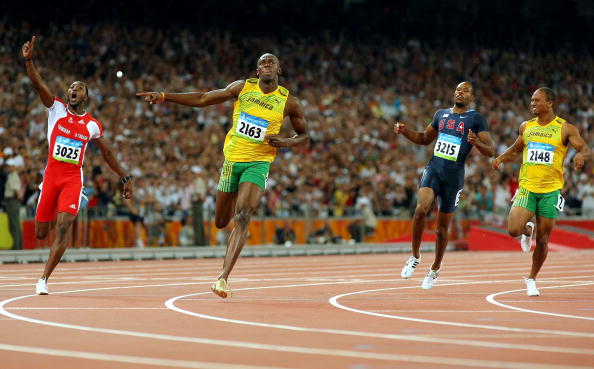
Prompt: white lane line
<box><xmin>486</xmin><ymin>283</ymin><xmax>594</xmax><ymax>320</ymax></box>
<box><xmin>5</xmin><ymin>307</ymin><xmax>168</xmax><ymax>310</ymax></box>
<box><xmin>0</xmin><ymin>292</ymin><xmax>590</xmax><ymax>369</ymax></box>
<box><xmin>3</xmin><ymin>280</ymin><xmax>594</xmax><ymax>367</ymax></box>
<box><xmin>0</xmin><ymin>343</ymin><xmax>288</xmax><ymax>369</ymax></box>
<box><xmin>0</xmin><ymin>278</ymin><xmax>147</xmax><ymax>289</ymax></box>
<box><xmin>328</xmin><ymin>282</ymin><xmax>594</xmax><ymax>338</ymax></box>
<box><xmin>165</xmin><ymin>290</ymin><xmax>594</xmax><ymax>355</ymax></box>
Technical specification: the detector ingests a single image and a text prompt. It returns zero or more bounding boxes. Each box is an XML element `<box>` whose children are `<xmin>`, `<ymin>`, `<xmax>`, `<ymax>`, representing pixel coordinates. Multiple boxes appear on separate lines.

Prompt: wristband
<box><xmin>160</xmin><ymin>91</ymin><xmax>165</xmax><ymax>102</ymax></box>
<box><xmin>120</xmin><ymin>175</ymin><xmax>133</xmax><ymax>185</ymax></box>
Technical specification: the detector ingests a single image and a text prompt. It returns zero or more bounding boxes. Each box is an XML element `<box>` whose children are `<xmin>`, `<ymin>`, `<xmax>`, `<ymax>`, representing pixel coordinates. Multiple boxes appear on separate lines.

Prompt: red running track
<box><xmin>1</xmin><ymin>250</ymin><xmax>594</xmax><ymax>369</ymax></box>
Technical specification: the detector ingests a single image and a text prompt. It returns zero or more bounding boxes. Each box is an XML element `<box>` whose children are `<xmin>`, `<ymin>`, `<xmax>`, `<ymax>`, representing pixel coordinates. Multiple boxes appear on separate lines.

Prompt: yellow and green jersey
<box><xmin>519</xmin><ymin>116</ymin><xmax>568</xmax><ymax>193</ymax></box>
<box><xmin>223</xmin><ymin>78</ymin><xmax>289</xmax><ymax>162</ymax></box>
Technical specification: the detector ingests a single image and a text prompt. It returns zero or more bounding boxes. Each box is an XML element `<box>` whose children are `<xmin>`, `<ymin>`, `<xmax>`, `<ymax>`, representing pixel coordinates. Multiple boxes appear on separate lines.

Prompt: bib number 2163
<box><xmin>236</xmin><ymin>112</ymin><xmax>269</xmax><ymax>143</ymax></box>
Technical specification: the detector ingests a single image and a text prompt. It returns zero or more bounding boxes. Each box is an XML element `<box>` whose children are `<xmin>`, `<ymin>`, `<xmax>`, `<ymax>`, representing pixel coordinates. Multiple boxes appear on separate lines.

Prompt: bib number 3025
<box><xmin>236</xmin><ymin>112</ymin><xmax>269</xmax><ymax>143</ymax></box>
<box><xmin>52</xmin><ymin>136</ymin><xmax>83</xmax><ymax>165</ymax></box>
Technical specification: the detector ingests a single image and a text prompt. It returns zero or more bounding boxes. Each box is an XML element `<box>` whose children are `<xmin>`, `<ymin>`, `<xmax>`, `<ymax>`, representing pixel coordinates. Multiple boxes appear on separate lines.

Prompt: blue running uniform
<box><xmin>419</xmin><ymin>108</ymin><xmax>488</xmax><ymax>213</ymax></box>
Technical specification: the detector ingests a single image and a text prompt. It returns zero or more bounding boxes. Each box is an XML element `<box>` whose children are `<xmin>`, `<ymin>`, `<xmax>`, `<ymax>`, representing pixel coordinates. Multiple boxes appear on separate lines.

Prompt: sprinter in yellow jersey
<box><xmin>492</xmin><ymin>88</ymin><xmax>591</xmax><ymax>296</ymax></box>
<box><xmin>137</xmin><ymin>54</ymin><xmax>308</xmax><ymax>298</ymax></box>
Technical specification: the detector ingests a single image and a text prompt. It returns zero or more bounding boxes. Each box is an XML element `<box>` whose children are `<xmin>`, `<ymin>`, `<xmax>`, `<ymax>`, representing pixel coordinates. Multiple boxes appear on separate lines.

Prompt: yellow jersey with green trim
<box><xmin>223</xmin><ymin>78</ymin><xmax>289</xmax><ymax>162</ymax></box>
<box><xmin>519</xmin><ymin>116</ymin><xmax>567</xmax><ymax>193</ymax></box>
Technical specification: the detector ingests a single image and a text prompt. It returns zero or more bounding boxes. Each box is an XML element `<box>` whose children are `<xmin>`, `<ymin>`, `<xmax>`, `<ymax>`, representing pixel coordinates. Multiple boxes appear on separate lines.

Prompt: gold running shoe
<box><xmin>211</xmin><ymin>278</ymin><xmax>232</xmax><ymax>299</ymax></box>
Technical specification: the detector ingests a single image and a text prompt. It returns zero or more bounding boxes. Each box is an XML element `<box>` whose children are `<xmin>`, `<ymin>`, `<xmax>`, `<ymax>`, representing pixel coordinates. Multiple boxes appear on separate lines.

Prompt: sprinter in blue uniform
<box><xmin>394</xmin><ymin>81</ymin><xmax>495</xmax><ymax>289</ymax></box>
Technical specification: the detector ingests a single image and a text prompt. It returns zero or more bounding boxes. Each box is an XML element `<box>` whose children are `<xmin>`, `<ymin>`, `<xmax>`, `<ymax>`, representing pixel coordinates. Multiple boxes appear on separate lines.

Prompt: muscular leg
<box><xmin>41</xmin><ymin>212</ymin><xmax>76</xmax><ymax>281</ymax></box>
<box><xmin>218</xmin><ymin>182</ymin><xmax>264</xmax><ymax>281</ymax></box>
<box><xmin>411</xmin><ymin>187</ymin><xmax>435</xmax><ymax>259</ymax></box>
<box><xmin>507</xmin><ymin>206</ymin><xmax>535</xmax><ymax>238</ymax></box>
<box><xmin>529</xmin><ymin>215</ymin><xmax>555</xmax><ymax>279</ymax></box>
<box><xmin>430</xmin><ymin>211</ymin><xmax>455</xmax><ymax>271</ymax></box>
<box><xmin>35</xmin><ymin>219</ymin><xmax>56</xmax><ymax>240</ymax></box>
<box><xmin>214</xmin><ymin>190</ymin><xmax>238</xmax><ymax>229</ymax></box>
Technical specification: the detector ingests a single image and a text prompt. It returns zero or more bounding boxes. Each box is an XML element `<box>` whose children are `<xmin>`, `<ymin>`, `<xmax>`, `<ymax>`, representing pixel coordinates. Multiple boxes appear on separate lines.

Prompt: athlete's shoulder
<box><xmin>554</xmin><ymin>116</ymin><xmax>567</xmax><ymax>125</ymax></box>
<box><xmin>277</xmin><ymin>85</ymin><xmax>289</xmax><ymax>97</ymax></box>
<box><xmin>49</xmin><ymin>96</ymin><xmax>66</xmax><ymax>111</ymax></box>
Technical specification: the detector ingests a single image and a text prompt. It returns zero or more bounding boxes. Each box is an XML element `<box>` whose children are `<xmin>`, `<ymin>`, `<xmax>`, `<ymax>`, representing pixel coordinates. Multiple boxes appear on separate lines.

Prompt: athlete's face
<box><xmin>454</xmin><ymin>82</ymin><xmax>473</xmax><ymax>108</ymax></box>
<box><xmin>256</xmin><ymin>54</ymin><xmax>281</xmax><ymax>82</ymax></box>
<box><xmin>530</xmin><ymin>90</ymin><xmax>553</xmax><ymax>116</ymax></box>
<box><xmin>67</xmin><ymin>81</ymin><xmax>88</xmax><ymax>107</ymax></box>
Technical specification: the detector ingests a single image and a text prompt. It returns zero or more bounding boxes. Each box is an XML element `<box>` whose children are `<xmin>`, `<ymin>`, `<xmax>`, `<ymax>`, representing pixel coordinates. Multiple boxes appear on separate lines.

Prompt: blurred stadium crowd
<box><xmin>1</xmin><ymin>11</ymin><xmax>593</xmax><ymax>230</ymax></box>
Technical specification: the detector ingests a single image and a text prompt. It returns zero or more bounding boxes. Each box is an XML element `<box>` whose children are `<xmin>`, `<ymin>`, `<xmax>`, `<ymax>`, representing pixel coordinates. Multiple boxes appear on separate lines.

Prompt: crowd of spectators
<box><xmin>1</xmin><ymin>19</ymin><xmax>593</xmax><ymax>233</ymax></box>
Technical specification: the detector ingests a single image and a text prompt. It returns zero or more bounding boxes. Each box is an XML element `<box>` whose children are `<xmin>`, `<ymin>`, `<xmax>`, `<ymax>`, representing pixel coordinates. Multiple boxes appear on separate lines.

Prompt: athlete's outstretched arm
<box><xmin>492</xmin><ymin>123</ymin><xmax>526</xmax><ymax>169</ymax></box>
<box><xmin>394</xmin><ymin>122</ymin><xmax>437</xmax><ymax>145</ymax></box>
<box><xmin>136</xmin><ymin>80</ymin><xmax>244</xmax><ymax>107</ymax></box>
<box><xmin>94</xmin><ymin>137</ymin><xmax>133</xmax><ymax>199</ymax></box>
<box><xmin>468</xmin><ymin>130</ymin><xmax>496</xmax><ymax>157</ymax></box>
<box><xmin>22</xmin><ymin>36</ymin><xmax>53</xmax><ymax>108</ymax></box>
<box><xmin>564</xmin><ymin>123</ymin><xmax>592</xmax><ymax>171</ymax></box>
<box><xmin>266</xmin><ymin>96</ymin><xmax>309</xmax><ymax>148</ymax></box>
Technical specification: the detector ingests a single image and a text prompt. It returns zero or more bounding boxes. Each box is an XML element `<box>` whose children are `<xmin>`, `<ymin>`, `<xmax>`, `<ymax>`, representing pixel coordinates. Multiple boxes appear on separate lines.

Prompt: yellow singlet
<box><xmin>518</xmin><ymin>116</ymin><xmax>567</xmax><ymax>193</ymax></box>
<box><xmin>223</xmin><ymin>78</ymin><xmax>289</xmax><ymax>162</ymax></box>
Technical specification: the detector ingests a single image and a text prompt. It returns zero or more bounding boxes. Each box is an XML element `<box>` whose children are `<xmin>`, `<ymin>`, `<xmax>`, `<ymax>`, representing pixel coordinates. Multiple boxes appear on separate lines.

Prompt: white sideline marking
<box><xmin>486</xmin><ymin>283</ymin><xmax>594</xmax><ymax>320</ymax></box>
<box><xmin>328</xmin><ymin>282</ymin><xmax>594</xmax><ymax>338</ymax></box>
<box><xmin>166</xmin><ymin>290</ymin><xmax>594</xmax><ymax>355</ymax></box>
<box><xmin>1</xmin><ymin>280</ymin><xmax>594</xmax><ymax>368</ymax></box>
<box><xmin>5</xmin><ymin>307</ymin><xmax>168</xmax><ymax>310</ymax></box>
<box><xmin>0</xmin><ymin>343</ymin><xmax>288</xmax><ymax>369</ymax></box>
<box><xmin>0</xmin><ymin>292</ymin><xmax>590</xmax><ymax>369</ymax></box>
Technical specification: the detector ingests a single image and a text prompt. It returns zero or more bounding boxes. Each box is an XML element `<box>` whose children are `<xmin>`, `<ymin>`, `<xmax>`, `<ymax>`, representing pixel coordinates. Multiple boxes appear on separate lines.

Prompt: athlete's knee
<box><xmin>435</xmin><ymin>226</ymin><xmax>449</xmax><ymax>240</ymax></box>
<box><xmin>214</xmin><ymin>220</ymin><xmax>229</xmax><ymax>230</ymax></box>
<box><xmin>508</xmin><ymin>224</ymin><xmax>524</xmax><ymax>238</ymax></box>
<box><xmin>55</xmin><ymin>221</ymin><xmax>72</xmax><ymax>238</ymax></box>
<box><xmin>36</xmin><ymin>229</ymin><xmax>48</xmax><ymax>240</ymax></box>
<box><xmin>413</xmin><ymin>205</ymin><xmax>430</xmax><ymax>219</ymax></box>
<box><xmin>234</xmin><ymin>208</ymin><xmax>254</xmax><ymax>228</ymax></box>
<box><xmin>214</xmin><ymin>216</ymin><xmax>230</xmax><ymax>230</ymax></box>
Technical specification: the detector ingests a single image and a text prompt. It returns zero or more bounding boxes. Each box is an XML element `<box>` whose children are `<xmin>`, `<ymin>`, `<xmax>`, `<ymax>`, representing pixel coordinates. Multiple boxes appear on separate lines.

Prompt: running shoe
<box><xmin>421</xmin><ymin>268</ymin><xmax>440</xmax><ymax>290</ymax></box>
<box><xmin>520</xmin><ymin>222</ymin><xmax>535</xmax><ymax>253</ymax></box>
<box><xmin>211</xmin><ymin>278</ymin><xmax>232</xmax><ymax>299</ymax></box>
<box><xmin>401</xmin><ymin>255</ymin><xmax>421</xmax><ymax>279</ymax></box>
<box><xmin>525</xmin><ymin>278</ymin><xmax>540</xmax><ymax>296</ymax></box>
<box><xmin>35</xmin><ymin>278</ymin><xmax>49</xmax><ymax>295</ymax></box>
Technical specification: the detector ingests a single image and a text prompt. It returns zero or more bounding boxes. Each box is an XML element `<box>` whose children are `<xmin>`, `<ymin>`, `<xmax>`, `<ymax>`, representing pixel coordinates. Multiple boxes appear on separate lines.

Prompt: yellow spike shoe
<box><xmin>211</xmin><ymin>278</ymin><xmax>232</xmax><ymax>299</ymax></box>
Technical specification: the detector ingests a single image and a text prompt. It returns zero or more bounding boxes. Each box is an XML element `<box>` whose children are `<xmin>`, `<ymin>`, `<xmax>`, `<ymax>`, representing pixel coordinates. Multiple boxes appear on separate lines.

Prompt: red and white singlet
<box><xmin>36</xmin><ymin>97</ymin><xmax>103</xmax><ymax>222</ymax></box>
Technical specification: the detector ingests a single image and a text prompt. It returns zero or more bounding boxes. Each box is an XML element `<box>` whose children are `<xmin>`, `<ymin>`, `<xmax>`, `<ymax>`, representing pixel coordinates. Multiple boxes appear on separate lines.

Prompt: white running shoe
<box><xmin>520</xmin><ymin>222</ymin><xmax>535</xmax><ymax>253</ymax></box>
<box><xmin>35</xmin><ymin>278</ymin><xmax>49</xmax><ymax>295</ymax></box>
<box><xmin>525</xmin><ymin>278</ymin><xmax>540</xmax><ymax>296</ymax></box>
<box><xmin>422</xmin><ymin>268</ymin><xmax>440</xmax><ymax>290</ymax></box>
<box><xmin>401</xmin><ymin>256</ymin><xmax>421</xmax><ymax>279</ymax></box>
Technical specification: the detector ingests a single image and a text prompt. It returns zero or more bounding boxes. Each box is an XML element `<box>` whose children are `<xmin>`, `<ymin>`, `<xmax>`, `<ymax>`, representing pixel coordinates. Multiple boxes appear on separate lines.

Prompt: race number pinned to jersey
<box><xmin>236</xmin><ymin>112</ymin><xmax>268</xmax><ymax>143</ymax></box>
<box><xmin>52</xmin><ymin>136</ymin><xmax>83</xmax><ymax>165</ymax></box>
<box><xmin>526</xmin><ymin>142</ymin><xmax>554</xmax><ymax>165</ymax></box>
<box><xmin>434</xmin><ymin>133</ymin><xmax>461</xmax><ymax>161</ymax></box>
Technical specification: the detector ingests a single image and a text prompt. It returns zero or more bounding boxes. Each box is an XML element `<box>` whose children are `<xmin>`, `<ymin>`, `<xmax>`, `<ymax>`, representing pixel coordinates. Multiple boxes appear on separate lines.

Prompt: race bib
<box><xmin>236</xmin><ymin>112</ymin><xmax>268</xmax><ymax>143</ymax></box>
<box><xmin>526</xmin><ymin>142</ymin><xmax>554</xmax><ymax>165</ymax></box>
<box><xmin>52</xmin><ymin>136</ymin><xmax>83</xmax><ymax>165</ymax></box>
<box><xmin>434</xmin><ymin>133</ymin><xmax>461</xmax><ymax>161</ymax></box>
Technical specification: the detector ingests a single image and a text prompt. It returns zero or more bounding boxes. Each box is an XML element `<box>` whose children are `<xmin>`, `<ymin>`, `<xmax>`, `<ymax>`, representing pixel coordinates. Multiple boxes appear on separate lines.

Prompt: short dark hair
<box><xmin>537</xmin><ymin>87</ymin><xmax>556</xmax><ymax>103</ymax></box>
<box><xmin>459</xmin><ymin>81</ymin><xmax>474</xmax><ymax>95</ymax></box>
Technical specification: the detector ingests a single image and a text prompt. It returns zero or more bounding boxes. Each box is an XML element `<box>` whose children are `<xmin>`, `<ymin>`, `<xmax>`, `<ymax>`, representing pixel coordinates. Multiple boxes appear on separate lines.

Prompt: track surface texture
<box><xmin>1</xmin><ymin>250</ymin><xmax>594</xmax><ymax>369</ymax></box>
